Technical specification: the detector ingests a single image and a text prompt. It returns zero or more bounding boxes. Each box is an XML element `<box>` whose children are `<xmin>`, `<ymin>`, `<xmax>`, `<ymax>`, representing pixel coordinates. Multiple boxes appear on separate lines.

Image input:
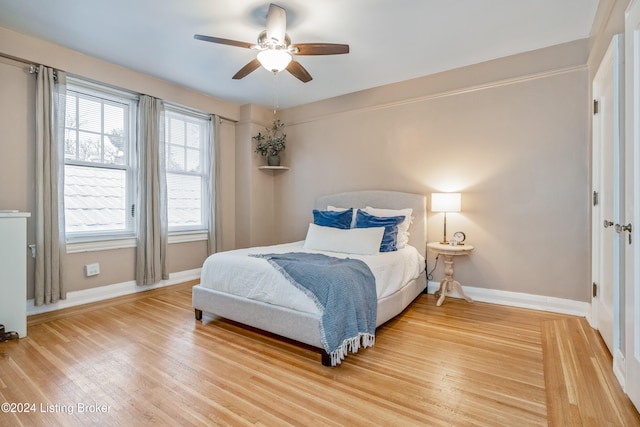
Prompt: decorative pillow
<box><xmin>312</xmin><ymin>208</ymin><xmax>353</xmax><ymax>229</ymax></box>
<box><xmin>363</xmin><ymin>206</ymin><xmax>413</xmax><ymax>249</ymax></box>
<box><xmin>354</xmin><ymin>210</ymin><xmax>405</xmax><ymax>252</ymax></box>
<box><xmin>303</xmin><ymin>223</ymin><xmax>384</xmax><ymax>255</ymax></box>
<box><xmin>327</xmin><ymin>205</ymin><xmax>357</xmax><ymax>228</ymax></box>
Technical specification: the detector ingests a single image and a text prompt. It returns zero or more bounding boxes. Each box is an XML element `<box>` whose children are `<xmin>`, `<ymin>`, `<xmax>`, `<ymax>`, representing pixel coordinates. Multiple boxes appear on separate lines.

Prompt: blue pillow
<box><xmin>312</xmin><ymin>208</ymin><xmax>353</xmax><ymax>229</ymax></box>
<box><xmin>354</xmin><ymin>210</ymin><xmax>404</xmax><ymax>252</ymax></box>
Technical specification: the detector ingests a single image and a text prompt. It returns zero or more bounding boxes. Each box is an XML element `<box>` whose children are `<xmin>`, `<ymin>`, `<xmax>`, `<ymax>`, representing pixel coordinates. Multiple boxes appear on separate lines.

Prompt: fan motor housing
<box><xmin>258</xmin><ymin>30</ymin><xmax>291</xmax><ymax>50</ymax></box>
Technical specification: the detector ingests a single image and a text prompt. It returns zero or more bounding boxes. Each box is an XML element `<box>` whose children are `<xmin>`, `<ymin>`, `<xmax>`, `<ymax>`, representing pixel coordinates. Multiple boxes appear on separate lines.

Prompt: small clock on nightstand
<box><xmin>452</xmin><ymin>231</ymin><xmax>466</xmax><ymax>245</ymax></box>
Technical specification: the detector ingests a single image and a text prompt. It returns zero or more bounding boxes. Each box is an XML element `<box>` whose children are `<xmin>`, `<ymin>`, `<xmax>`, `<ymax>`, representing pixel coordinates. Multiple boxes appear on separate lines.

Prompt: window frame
<box><xmin>63</xmin><ymin>78</ymin><xmax>138</xmax><ymax>245</ymax></box>
<box><xmin>163</xmin><ymin>103</ymin><xmax>211</xmax><ymax>234</ymax></box>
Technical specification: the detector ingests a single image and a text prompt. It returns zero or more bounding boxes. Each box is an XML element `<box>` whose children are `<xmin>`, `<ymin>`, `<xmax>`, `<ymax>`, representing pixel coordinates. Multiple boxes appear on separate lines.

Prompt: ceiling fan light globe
<box><xmin>257</xmin><ymin>49</ymin><xmax>292</xmax><ymax>72</ymax></box>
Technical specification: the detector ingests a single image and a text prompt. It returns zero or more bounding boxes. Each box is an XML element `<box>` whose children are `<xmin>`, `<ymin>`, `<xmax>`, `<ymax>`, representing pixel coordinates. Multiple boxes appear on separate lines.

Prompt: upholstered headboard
<box><xmin>314</xmin><ymin>190</ymin><xmax>427</xmax><ymax>257</ymax></box>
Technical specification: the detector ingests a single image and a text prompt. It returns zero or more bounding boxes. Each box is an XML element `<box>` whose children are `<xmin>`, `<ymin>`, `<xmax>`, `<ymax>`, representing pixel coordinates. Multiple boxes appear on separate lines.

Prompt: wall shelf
<box><xmin>258</xmin><ymin>166</ymin><xmax>289</xmax><ymax>171</ymax></box>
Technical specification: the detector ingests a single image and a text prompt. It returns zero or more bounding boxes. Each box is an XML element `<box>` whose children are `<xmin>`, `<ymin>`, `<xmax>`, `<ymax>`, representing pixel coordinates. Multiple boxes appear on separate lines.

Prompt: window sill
<box><xmin>66</xmin><ymin>237</ymin><xmax>137</xmax><ymax>254</ymax></box>
<box><xmin>66</xmin><ymin>232</ymin><xmax>208</xmax><ymax>253</ymax></box>
<box><xmin>168</xmin><ymin>231</ymin><xmax>208</xmax><ymax>244</ymax></box>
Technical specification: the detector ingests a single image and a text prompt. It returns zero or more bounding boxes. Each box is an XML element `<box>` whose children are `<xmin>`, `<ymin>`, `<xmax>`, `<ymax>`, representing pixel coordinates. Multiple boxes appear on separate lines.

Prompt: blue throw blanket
<box><xmin>251</xmin><ymin>252</ymin><xmax>377</xmax><ymax>365</ymax></box>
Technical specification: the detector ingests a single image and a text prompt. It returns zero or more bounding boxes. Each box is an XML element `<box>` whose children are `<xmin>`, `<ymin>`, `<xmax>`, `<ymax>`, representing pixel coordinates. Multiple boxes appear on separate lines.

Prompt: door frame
<box><xmin>592</xmin><ymin>33</ymin><xmax>626</xmax><ymax>385</ymax></box>
<box><xmin>624</xmin><ymin>0</ymin><xmax>640</xmax><ymax>411</ymax></box>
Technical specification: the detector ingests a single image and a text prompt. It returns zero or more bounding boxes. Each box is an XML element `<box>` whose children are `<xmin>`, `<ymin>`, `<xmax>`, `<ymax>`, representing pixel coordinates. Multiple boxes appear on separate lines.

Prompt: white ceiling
<box><xmin>0</xmin><ymin>0</ymin><xmax>599</xmax><ymax>109</ymax></box>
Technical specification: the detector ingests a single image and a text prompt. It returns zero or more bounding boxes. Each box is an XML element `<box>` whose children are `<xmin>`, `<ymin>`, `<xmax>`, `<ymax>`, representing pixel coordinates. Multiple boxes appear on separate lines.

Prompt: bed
<box><xmin>192</xmin><ymin>190</ymin><xmax>427</xmax><ymax>366</ymax></box>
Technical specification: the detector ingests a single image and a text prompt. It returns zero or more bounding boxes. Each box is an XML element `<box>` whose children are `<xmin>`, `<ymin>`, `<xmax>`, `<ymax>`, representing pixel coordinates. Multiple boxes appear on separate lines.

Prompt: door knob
<box><xmin>604</xmin><ymin>220</ymin><xmax>614</xmax><ymax>228</ymax></box>
<box><xmin>614</xmin><ymin>223</ymin><xmax>632</xmax><ymax>233</ymax></box>
<box><xmin>615</xmin><ymin>223</ymin><xmax>633</xmax><ymax>244</ymax></box>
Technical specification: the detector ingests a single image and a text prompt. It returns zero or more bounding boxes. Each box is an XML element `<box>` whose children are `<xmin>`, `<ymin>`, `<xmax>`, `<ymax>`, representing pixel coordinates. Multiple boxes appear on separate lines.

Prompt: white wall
<box><xmin>274</xmin><ymin>40</ymin><xmax>591</xmax><ymax>302</ymax></box>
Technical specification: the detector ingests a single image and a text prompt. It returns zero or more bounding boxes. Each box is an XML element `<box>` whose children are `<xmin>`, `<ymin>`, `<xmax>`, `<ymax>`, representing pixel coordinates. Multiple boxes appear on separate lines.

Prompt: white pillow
<box><xmin>327</xmin><ymin>205</ymin><xmax>357</xmax><ymax>228</ymax></box>
<box><xmin>362</xmin><ymin>206</ymin><xmax>413</xmax><ymax>249</ymax></box>
<box><xmin>303</xmin><ymin>223</ymin><xmax>383</xmax><ymax>255</ymax></box>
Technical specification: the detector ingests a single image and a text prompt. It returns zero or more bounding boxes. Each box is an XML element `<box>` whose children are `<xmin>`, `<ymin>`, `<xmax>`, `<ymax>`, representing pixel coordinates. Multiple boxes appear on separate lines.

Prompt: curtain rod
<box><xmin>0</xmin><ymin>52</ymin><xmax>37</xmax><ymax>68</ymax></box>
<box><xmin>0</xmin><ymin>52</ymin><xmax>237</xmax><ymax>122</ymax></box>
<box><xmin>0</xmin><ymin>53</ymin><xmax>48</xmax><ymax>76</ymax></box>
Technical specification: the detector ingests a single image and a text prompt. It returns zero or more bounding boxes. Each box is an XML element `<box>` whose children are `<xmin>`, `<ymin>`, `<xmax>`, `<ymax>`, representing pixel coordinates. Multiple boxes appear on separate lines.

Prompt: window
<box><xmin>62</xmin><ymin>79</ymin><xmax>212</xmax><ymax>248</ymax></box>
<box><xmin>64</xmin><ymin>80</ymin><xmax>137</xmax><ymax>241</ymax></box>
<box><xmin>164</xmin><ymin>106</ymin><xmax>211</xmax><ymax>233</ymax></box>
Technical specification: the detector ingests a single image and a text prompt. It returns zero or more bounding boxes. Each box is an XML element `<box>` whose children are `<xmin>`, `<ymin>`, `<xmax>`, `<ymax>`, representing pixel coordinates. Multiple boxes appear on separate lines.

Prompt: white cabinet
<box><xmin>0</xmin><ymin>212</ymin><xmax>30</xmax><ymax>338</ymax></box>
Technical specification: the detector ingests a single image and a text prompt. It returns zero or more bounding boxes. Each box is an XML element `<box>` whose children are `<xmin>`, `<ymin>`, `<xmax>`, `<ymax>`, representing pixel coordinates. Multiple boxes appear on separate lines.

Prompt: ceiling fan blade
<box><xmin>286</xmin><ymin>60</ymin><xmax>312</xmax><ymax>83</ymax></box>
<box><xmin>194</xmin><ymin>34</ymin><xmax>255</xmax><ymax>49</ymax></box>
<box><xmin>292</xmin><ymin>43</ymin><xmax>350</xmax><ymax>55</ymax></box>
<box><xmin>265</xmin><ymin>3</ymin><xmax>287</xmax><ymax>44</ymax></box>
<box><xmin>232</xmin><ymin>58</ymin><xmax>262</xmax><ymax>80</ymax></box>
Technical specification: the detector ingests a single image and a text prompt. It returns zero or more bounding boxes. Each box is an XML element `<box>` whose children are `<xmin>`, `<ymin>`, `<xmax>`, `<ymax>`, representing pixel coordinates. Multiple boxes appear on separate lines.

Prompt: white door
<box><xmin>625</xmin><ymin>0</ymin><xmax>640</xmax><ymax>412</ymax></box>
<box><xmin>592</xmin><ymin>35</ymin><xmax>623</xmax><ymax>363</ymax></box>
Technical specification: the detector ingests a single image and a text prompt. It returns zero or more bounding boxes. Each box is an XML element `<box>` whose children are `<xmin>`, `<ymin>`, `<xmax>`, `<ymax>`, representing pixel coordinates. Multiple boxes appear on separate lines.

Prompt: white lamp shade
<box><xmin>431</xmin><ymin>193</ymin><xmax>461</xmax><ymax>212</ymax></box>
<box><xmin>257</xmin><ymin>49</ymin><xmax>292</xmax><ymax>72</ymax></box>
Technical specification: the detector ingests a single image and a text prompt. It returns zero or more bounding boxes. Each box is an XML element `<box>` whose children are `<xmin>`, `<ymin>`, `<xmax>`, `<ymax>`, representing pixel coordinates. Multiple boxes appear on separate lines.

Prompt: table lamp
<box><xmin>431</xmin><ymin>192</ymin><xmax>461</xmax><ymax>244</ymax></box>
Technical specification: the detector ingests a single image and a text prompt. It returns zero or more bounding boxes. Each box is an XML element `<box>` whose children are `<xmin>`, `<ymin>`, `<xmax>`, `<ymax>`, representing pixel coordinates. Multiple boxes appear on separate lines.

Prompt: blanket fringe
<box><xmin>330</xmin><ymin>333</ymin><xmax>376</xmax><ymax>366</ymax></box>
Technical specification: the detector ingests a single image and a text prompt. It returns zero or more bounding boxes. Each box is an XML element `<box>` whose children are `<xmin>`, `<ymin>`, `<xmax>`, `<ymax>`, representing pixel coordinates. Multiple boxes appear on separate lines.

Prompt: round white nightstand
<box><xmin>427</xmin><ymin>242</ymin><xmax>474</xmax><ymax>307</ymax></box>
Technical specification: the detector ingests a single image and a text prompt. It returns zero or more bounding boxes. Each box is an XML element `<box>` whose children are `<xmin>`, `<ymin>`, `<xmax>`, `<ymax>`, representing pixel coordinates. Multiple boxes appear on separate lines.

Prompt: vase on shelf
<box><xmin>267</xmin><ymin>155</ymin><xmax>281</xmax><ymax>166</ymax></box>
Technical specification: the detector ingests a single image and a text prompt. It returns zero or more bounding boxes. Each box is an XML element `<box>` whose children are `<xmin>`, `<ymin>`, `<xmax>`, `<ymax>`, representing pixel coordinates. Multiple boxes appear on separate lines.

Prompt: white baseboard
<box><xmin>427</xmin><ymin>281</ymin><xmax>590</xmax><ymax>317</ymax></box>
<box><xmin>27</xmin><ymin>268</ymin><xmax>201</xmax><ymax>316</ymax></box>
<box><xmin>28</xmin><ymin>273</ymin><xmax>588</xmax><ymax>318</ymax></box>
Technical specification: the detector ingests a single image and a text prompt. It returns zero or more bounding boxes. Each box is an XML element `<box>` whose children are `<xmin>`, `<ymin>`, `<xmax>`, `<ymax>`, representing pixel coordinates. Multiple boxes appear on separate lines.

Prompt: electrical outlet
<box><xmin>85</xmin><ymin>263</ymin><xmax>100</xmax><ymax>277</ymax></box>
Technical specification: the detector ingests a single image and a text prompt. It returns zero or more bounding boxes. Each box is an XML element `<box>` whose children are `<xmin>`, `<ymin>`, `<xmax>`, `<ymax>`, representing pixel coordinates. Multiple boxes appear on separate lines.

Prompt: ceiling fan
<box><xmin>194</xmin><ymin>3</ymin><xmax>349</xmax><ymax>83</ymax></box>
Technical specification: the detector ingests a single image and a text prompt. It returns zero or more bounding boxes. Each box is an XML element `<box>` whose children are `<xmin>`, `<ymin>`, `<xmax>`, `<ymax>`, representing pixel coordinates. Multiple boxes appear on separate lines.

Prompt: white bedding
<box><xmin>199</xmin><ymin>241</ymin><xmax>426</xmax><ymax>315</ymax></box>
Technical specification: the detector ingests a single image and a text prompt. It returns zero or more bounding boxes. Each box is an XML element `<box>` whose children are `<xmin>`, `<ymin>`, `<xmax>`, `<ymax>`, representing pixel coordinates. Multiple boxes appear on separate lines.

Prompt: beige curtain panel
<box><xmin>34</xmin><ymin>65</ymin><xmax>67</xmax><ymax>305</ymax></box>
<box><xmin>207</xmin><ymin>114</ymin><xmax>221</xmax><ymax>256</ymax></box>
<box><xmin>136</xmin><ymin>95</ymin><xmax>168</xmax><ymax>286</ymax></box>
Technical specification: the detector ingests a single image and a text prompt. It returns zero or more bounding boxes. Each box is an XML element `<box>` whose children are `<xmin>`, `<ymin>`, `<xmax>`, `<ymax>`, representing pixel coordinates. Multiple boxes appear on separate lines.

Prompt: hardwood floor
<box><xmin>0</xmin><ymin>283</ymin><xmax>638</xmax><ymax>426</ymax></box>
<box><xmin>542</xmin><ymin>317</ymin><xmax>640</xmax><ymax>426</ymax></box>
